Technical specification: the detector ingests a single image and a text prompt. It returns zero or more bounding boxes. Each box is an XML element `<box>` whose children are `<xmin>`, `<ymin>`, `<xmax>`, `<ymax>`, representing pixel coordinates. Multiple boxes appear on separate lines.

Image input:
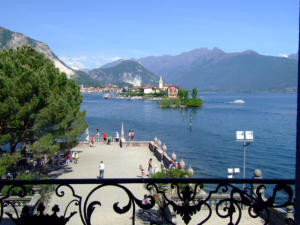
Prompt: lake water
<box><xmin>81</xmin><ymin>93</ymin><xmax>296</xmax><ymax>179</ymax></box>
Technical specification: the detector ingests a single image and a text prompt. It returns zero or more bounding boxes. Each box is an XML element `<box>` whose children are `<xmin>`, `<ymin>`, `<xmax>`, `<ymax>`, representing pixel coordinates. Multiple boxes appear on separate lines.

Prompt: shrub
<box><xmin>158</xmin><ymin>97</ymin><xmax>180</xmax><ymax>107</ymax></box>
<box><xmin>0</xmin><ymin>153</ymin><xmax>21</xmax><ymax>177</ymax></box>
<box><xmin>1</xmin><ymin>172</ymin><xmax>51</xmax><ymax>196</ymax></box>
<box><xmin>181</xmin><ymin>98</ymin><xmax>202</xmax><ymax>107</ymax></box>
<box><xmin>148</xmin><ymin>169</ymin><xmax>192</xmax><ymax>190</ymax></box>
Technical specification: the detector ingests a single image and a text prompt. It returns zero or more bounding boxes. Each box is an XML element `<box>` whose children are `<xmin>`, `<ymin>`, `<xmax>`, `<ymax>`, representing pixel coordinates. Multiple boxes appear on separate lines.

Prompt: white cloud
<box><xmin>59</xmin><ymin>55</ymin><xmax>123</xmax><ymax>70</ymax></box>
<box><xmin>59</xmin><ymin>56</ymin><xmax>87</xmax><ymax>70</ymax></box>
<box><xmin>278</xmin><ymin>54</ymin><xmax>288</xmax><ymax>58</ymax></box>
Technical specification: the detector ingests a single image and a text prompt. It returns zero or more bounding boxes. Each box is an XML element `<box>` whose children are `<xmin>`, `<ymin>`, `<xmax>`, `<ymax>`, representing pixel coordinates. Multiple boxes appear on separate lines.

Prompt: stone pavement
<box><xmin>46</xmin><ymin>143</ymin><xmax>264</xmax><ymax>225</ymax></box>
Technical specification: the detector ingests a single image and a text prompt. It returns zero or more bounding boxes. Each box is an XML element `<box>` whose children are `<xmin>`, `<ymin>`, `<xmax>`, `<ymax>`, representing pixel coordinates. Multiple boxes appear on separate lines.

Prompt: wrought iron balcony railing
<box><xmin>0</xmin><ymin>178</ymin><xmax>295</xmax><ymax>225</ymax></box>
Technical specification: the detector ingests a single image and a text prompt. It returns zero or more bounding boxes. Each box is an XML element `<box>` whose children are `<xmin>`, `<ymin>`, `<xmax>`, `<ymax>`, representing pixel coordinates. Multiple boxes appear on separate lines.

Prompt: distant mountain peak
<box><xmin>212</xmin><ymin>47</ymin><xmax>224</xmax><ymax>54</ymax></box>
<box><xmin>89</xmin><ymin>59</ymin><xmax>159</xmax><ymax>86</ymax></box>
<box><xmin>241</xmin><ymin>49</ymin><xmax>258</xmax><ymax>55</ymax></box>
<box><xmin>100</xmin><ymin>59</ymin><xmax>125</xmax><ymax>69</ymax></box>
<box><xmin>195</xmin><ymin>47</ymin><xmax>209</xmax><ymax>51</ymax></box>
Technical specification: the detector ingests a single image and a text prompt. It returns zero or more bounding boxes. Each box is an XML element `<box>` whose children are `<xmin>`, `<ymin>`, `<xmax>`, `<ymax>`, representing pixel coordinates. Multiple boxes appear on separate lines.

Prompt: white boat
<box><xmin>103</xmin><ymin>94</ymin><xmax>111</xmax><ymax>99</ymax></box>
<box><xmin>231</xmin><ymin>99</ymin><xmax>245</xmax><ymax>104</ymax></box>
<box><xmin>130</xmin><ymin>96</ymin><xmax>143</xmax><ymax>100</ymax></box>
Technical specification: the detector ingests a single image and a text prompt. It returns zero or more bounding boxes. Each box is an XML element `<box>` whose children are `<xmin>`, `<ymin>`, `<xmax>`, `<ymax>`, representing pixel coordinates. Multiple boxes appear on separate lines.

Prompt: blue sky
<box><xmin>0</xmin><ymin>0</ymin><xmax>298</xmax><ymax>69</ymax></box>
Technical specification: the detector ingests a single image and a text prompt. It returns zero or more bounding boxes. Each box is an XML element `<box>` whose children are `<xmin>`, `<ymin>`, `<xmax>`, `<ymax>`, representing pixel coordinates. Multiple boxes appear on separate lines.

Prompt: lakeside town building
<box><xmin>79</xmin><ymin>76</ymin><xmax>179</xmax><ymax>98</ymax></box>
<box><xmin>132</xmin><ymin>76</ymin><xmax>179</xmax><ymax>98</ymax></box>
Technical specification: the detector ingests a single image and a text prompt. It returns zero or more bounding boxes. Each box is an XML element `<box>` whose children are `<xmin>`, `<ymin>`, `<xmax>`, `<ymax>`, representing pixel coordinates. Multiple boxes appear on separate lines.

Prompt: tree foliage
<box><xmin>192</xmin><ymin>88</ymin><xmax>198</xmax><ymax>99</ymax></box>
<box><xmin>181</xmin><ymin>98</ymin><xmax>202</xmax><ymax>107</ymax></box>
<box><xmin>151</xmin><ymin>169</ymin><xmax>192</xmax><ymax>179</ymax></box>
<box><xmin>0</xmin><ymin>153</ymin><xmax>21</xmax><ymax>176</ymax></box>
<box><xmin>0</xmin><ymin>46</ymin><xmax>87</xmax><ymax>156</ymax></box>
<box><xmin>178</xmin><ymin>89</ymin><xmax>188</xmax><ymax>99</ymax></box>
<box><xmin>158</xmin><ymin>88</ymin><xmax>202</xmax><ymax>108</ymax></box>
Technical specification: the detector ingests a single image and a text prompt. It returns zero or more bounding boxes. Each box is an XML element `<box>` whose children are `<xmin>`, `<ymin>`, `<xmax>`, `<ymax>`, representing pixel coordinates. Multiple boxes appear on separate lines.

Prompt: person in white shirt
<box><xmin>71</xmin><ymin>151</ymin><xmax>75</xmax><ymax>163</ymax></box>
<box><xmin>99</xmin><ymin>161</ymin><xmax>105</xmax><ymax>178</ymax></box>
<box><xmin>116</xmin><ymin>131</ymin><xmax>119</xmax><ymax>142</ymax></box>
<box><xmin>154</xmin><ymin>165</ymin><xmax>159</xmax><ymax>174</ymax></box>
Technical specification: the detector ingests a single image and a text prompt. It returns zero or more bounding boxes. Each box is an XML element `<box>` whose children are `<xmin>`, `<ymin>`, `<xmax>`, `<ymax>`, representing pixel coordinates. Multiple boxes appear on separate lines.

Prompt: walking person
<box><xmin>131</xmin><ymin>130</ymin><xmax>135</xmax><ymax>142</ymax></box>
<box><xmin>71</xmin><ymin>151</ymin><xmax>75</xmax><ymax>163</ymax></box>
<box><xmin>66</xmin><ymin>153</ymin><xmax>70</xmax><ymax>165</ymax></box>
<box><xmin>141</xmin><ymin>194</ymin><xmax>149</xmax><ymax>213</ymax></box>
<box><xmin>148</xmin><ymin>158</ymin><xmax>153</xmax><ymax>176</ymax></box>
<box><xmin>96</xmin><ymin>128</ymin><xmax>100</xmax><ymax>137</ymax></box>
<box><xmin>142</xmin><ymin>194</ymin><xmax>149</xmax><ymax>205</ymax></box>
<box><xmin>90</xmin><ymin>136</ymin><xmax>95</xmax><ymax>147</ymax></box>
<box><xmin>74</xmin><ymin>152</ymin><xmax>79</xmax><ymax>164</ymax></box>
<box><xmin>99</xmin><ymin>161</ymin><xmax>105</xmax><ymax>178</ymax></box>
<box><xmin>103</xmin><ymin>132</ymin><xmax>107</xmax><ymax>143</ymax></box>
<box><xmin>115</xmin><ymin>131</ymin><xmax>119</xmax><ymax>142</ymax></box>
<box><xmin>85</xmin><ymin>128</ymin><xmax>89</xmax><ymax>142</ymax></box>
<box><xmin>128</xmin><ymin>130</ymin><xmax>131</xmax><ymax>143</ymax></box>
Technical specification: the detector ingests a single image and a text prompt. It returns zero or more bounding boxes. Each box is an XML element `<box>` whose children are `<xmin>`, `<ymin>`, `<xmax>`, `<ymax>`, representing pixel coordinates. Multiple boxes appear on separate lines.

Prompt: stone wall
<box><xmin>149</xmin><ymin>142</ymin><xmax>174</xmax><ymax>168</ymax></box>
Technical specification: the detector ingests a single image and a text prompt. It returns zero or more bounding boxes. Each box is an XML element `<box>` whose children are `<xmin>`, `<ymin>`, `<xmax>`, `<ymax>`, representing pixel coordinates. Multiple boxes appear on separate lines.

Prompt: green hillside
<box><xmin>73</xmin><ymin>71</ymin><xmax>103</xmax><ymax>87</ymax></box>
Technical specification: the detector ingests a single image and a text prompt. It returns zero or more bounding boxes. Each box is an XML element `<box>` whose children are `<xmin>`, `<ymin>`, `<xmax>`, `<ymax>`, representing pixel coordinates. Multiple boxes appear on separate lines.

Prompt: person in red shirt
<box><xmin>131</xmin><ymin>130</ymin><xmax>135</xmax><ymax>142</ymax></box>
<box><xmin>91</xmin><ymin>136</ymin><xmax>95</xmax><ymax>145</ymax></box>
<box><xmin>103</xmin><ymin>132</ymin><xmax>107</xmax><ymax>142</ymax></box>
<box><xmin>66</xmin><ymin>153</ymin><xmax>70</xmax><ymax>164</ymax></box>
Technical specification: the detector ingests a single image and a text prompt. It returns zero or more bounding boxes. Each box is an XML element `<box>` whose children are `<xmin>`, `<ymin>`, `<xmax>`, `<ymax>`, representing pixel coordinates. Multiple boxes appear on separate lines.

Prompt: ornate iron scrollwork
<box><xmin>6</xmin><ymin>203</ymin><xmax>77</xmax><ymax>225</ymax></box>
<box><xmin>55</xmin><ymin>183</ymin><xmax>156</xmax><ymax>225</ymax></box>
<box><xmin>0</xmin><ymin>179</ymin><xmax>295</xmax><ymax>225</ymax></box>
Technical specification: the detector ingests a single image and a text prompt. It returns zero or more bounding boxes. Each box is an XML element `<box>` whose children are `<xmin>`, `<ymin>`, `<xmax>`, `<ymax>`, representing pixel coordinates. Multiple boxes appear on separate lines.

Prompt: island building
<box><xmin>128</xmin><ymin>76</ymin><xmax>179</xmax><ymax>98</ymax></box>
<box><xmin>168</xmin><ymin>86</ymin><xmax>178</xmax><ymax>98</ymax></box>
<box><xmin>159</xmin><ymin>76</ymin><xmax>163</xmax><ymax>89</ymax></box>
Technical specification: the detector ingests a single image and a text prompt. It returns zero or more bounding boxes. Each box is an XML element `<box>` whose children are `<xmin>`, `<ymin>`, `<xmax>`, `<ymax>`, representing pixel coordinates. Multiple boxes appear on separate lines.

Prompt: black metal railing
<box><xmin>0</xmin><ymin>178</ymin><xmax>295</xmax><ymax>225</ymax></box>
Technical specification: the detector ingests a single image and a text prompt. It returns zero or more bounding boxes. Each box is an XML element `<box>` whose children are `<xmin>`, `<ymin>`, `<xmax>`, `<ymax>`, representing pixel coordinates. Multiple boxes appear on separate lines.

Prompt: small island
<box><xmin>158</xmin><ymin>88</ymin><xmax>202</xmax><ymax>108</ymax></box>
<box><xmin>118</xmin><ymin>76</ymin><xmax>177</xmax><ymax>100</ymax></box>
<box><xmin>117</xmin><ymin>76</ymin><xmax>202</xmax><ymax>108</ymax></box>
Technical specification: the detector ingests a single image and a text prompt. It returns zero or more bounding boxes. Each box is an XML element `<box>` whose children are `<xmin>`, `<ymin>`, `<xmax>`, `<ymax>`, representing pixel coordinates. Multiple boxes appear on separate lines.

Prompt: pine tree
<box><xmin>0</xmin><ymin>46</ymin><xmax>87</xmax><ymax>158</ymax></box>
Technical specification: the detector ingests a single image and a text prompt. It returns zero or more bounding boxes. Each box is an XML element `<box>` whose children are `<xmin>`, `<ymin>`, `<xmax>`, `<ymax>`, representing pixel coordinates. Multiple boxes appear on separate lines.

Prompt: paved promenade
<box><xmin>47</xmin><ymin>142</ymin><xmax>264</xmax><ymax>225</ymax></box>
<box><xmin>47</xmin><ymin>142</ymin><xmax>160</xmax><ymax>225</ymax></box>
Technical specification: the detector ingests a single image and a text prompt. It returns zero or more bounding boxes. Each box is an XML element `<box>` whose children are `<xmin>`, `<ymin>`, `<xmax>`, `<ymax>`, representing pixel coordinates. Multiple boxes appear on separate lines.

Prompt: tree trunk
<box><xmin>10</xmin><ymin>141</ymin><xmax>17</xmax><ymax>153</ymax></box>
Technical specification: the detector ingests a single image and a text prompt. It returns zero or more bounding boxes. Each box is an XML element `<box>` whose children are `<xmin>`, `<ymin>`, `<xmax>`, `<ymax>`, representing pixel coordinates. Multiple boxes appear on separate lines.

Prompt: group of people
<box><xmin>66</xmin><ymin>151</ymin><xmax>79</xmax><ymax>164</ymax></box>
<box><xmin>128</xmin><ymin>130</ymin><xmax>135</xmax><ymax>143</ymax></box>
<box><xmin>87</xmin><ymin>128</ymin><xmax>137</xmax><ymax>146</ymax></box>
<box><xmin>139</xmin><ymin>158</ymin><xmax>158</xmax><ymax>177</ymax></box>
<box><xmin>89</xmin><ymin>128</ymin><xmax>120</xmax><ymax>147</ymax></box>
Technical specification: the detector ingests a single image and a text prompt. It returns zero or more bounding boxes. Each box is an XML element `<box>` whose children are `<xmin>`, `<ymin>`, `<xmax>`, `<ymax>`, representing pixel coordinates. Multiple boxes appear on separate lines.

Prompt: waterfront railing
<box><xmin>0</xmin><ymin>178</ymin><xmax>295</xmax><ymax>225</ymax></box>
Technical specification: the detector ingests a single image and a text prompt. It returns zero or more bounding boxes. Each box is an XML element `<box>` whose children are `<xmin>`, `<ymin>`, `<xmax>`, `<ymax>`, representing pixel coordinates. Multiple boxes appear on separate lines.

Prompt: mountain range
<box><xmin>136</xmin><ymin>48</ymin><xmax>298</xmax><ymax>92</ymax></box>
<box><xmin>0</xmin><ymin>26</ymin><xmax>157</xmax><ymax>88</ymax></box>
<box><xmin>0</xmin><ymin>26</ymin><xmax>298</xmax><ymax>92</ymax></box>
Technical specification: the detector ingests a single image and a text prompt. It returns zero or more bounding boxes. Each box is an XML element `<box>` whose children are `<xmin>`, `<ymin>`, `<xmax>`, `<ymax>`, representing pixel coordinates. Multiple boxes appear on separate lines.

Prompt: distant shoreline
<box><xmin>81</xmin><ymin>90</ymin><xmax>297</xmax><ymax>95</ymax></box>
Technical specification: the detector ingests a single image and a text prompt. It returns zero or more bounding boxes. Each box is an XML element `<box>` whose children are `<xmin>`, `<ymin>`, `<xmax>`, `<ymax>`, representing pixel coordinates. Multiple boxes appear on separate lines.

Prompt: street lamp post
<box><xmin>236</xmin><ymin>131</ymin><xmax>254</xmax><ymax>189</ymax></box>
